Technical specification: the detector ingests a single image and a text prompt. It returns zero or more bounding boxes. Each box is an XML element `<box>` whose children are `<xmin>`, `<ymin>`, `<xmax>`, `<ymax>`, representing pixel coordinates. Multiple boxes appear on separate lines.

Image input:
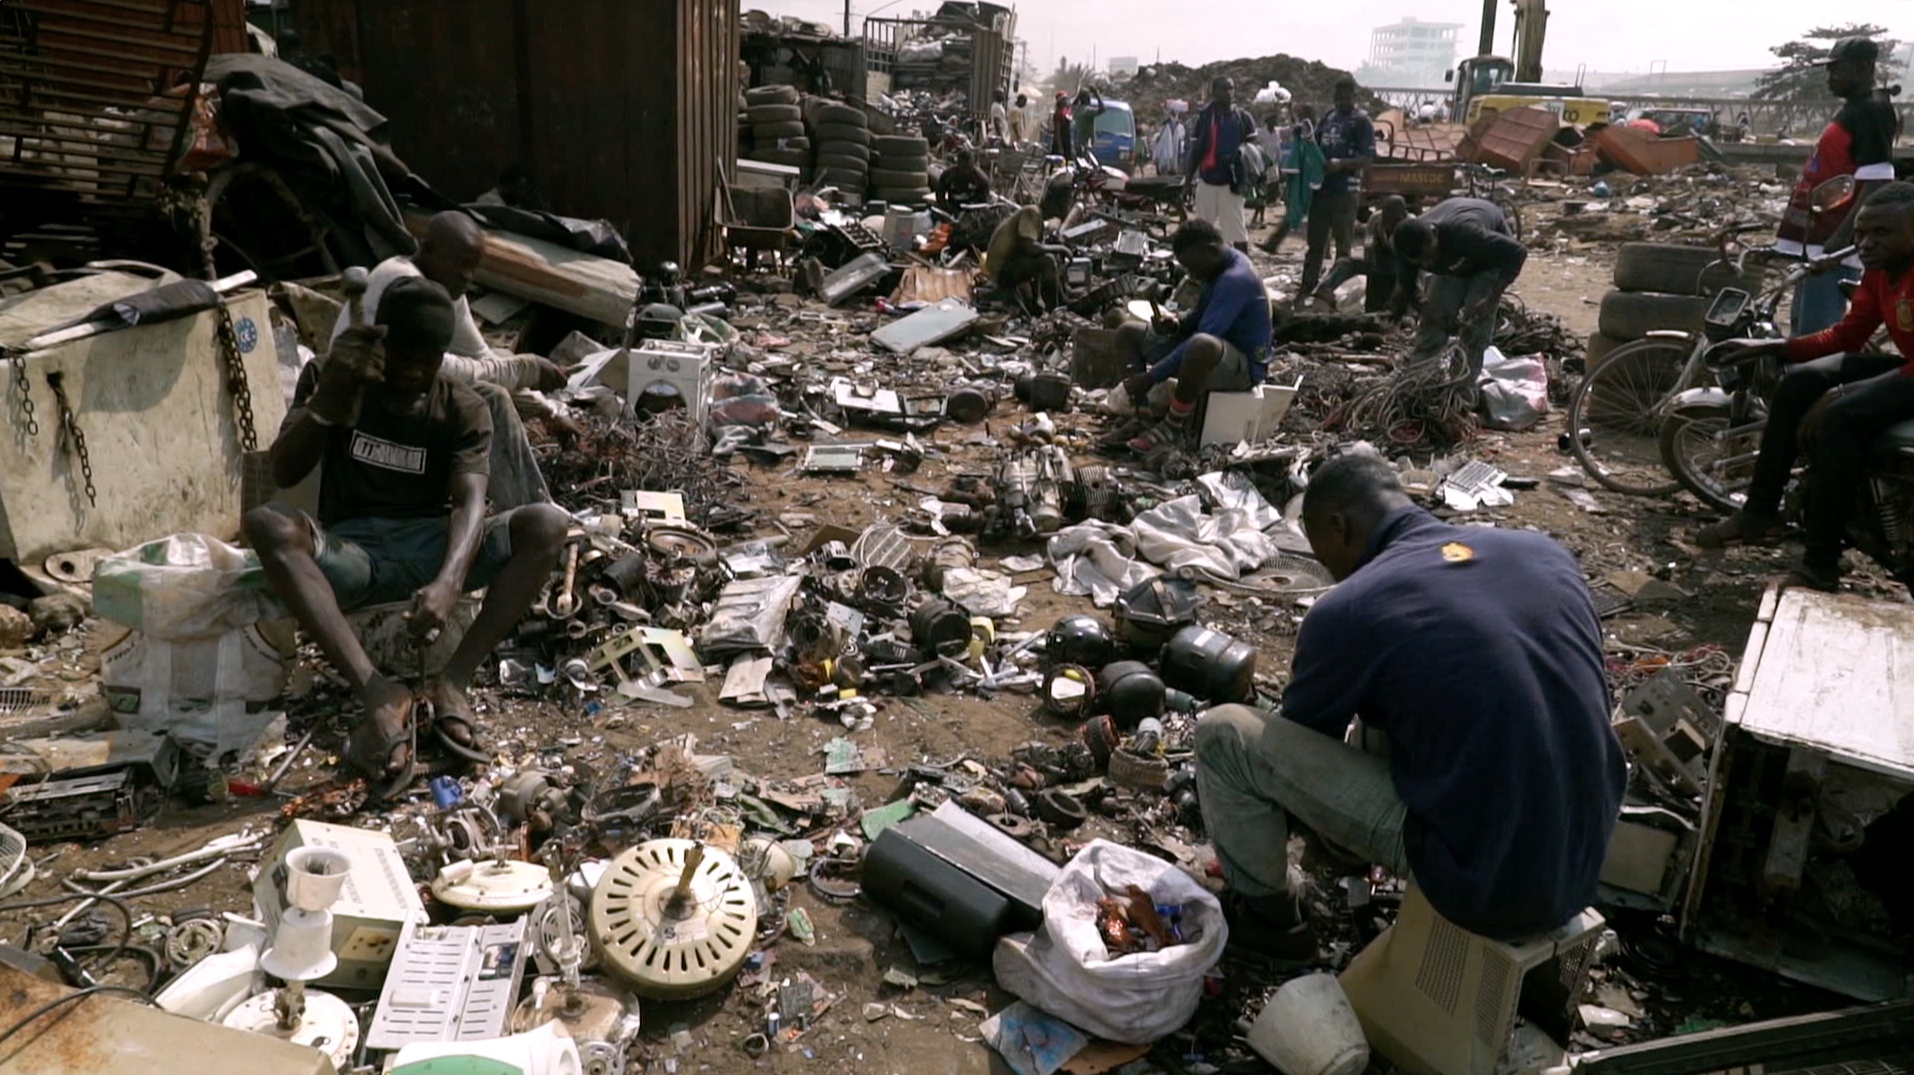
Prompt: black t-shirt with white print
<box><xmin>289</xmin><ymin>364</ymin><xmax>492</xmax><ymax>524</ymax></box>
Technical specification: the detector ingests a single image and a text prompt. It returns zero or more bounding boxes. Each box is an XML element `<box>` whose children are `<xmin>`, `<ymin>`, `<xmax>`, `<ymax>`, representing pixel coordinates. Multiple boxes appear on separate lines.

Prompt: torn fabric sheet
<box><xmin>1046</xmin><ymin>495</ymin><xmax>1280</xmax><ymax>605</ymax></box>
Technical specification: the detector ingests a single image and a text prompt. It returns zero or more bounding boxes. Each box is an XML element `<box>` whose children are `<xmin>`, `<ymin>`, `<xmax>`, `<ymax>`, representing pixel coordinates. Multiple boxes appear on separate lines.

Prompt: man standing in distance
<box><xmin>1185</xmin><ymin>77</ymin><xmax>1260</xmax><ymax>254</ymax></box>
<box><xmin>1300</xmin><ymin>77</ymin><xmax>1376</xmax><ymax>297</ymax></box>
<box><xmin>1777</xmin><ymin>37</ymin><xmax>1897</xmax><ymax>334</ymax></box>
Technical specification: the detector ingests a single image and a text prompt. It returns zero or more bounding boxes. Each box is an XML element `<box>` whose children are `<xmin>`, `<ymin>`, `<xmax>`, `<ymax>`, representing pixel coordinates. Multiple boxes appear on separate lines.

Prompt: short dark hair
<box><xmin>1393</xmin><ymin>218</ymin><xmax>1435</xmax><ymax>260</ymax></box>
<box><xmin>1302</xmin><ymin>450</ymin><xmax>1403</xmax><ymax>520</ymax></box>
<box><xmin>1863</xmin><ymin>180</ymin><xmax>1914</xmax><ymax>210</ymax></box>
<box><xmin>1334</xmin><ymin>75</ymin><xmax>1357</xmax><ymax>93</ymax></box>
<box><xmin>377</xmin><ymin>277</ymin><xmax>456</xmax><ymax>353</ymax></box>
<box><xmin>1171</xmin><ymin>219</ymin><xmax>1225</xmax><ymax>255</ymax></box>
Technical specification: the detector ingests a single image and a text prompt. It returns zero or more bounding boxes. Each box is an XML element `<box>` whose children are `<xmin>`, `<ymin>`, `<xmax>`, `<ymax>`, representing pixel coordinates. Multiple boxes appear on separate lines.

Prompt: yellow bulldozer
<box><xmin>1444</xmin><ymin>0</ymin><xmax>1614</xmax><ymax>128</ymax></box>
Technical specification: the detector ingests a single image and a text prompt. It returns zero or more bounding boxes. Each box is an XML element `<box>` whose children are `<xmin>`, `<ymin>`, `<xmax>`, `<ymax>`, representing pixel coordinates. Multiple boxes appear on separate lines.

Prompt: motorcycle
<box><xmin>1040</xmin><ymin>153</ymin><xmax>1189</xmax><ymax>232</ymax></box>
<box><xmin>1658</xmin><ymin>250</ymin><xmax>1914</xmax><ymax>591</ymax></box>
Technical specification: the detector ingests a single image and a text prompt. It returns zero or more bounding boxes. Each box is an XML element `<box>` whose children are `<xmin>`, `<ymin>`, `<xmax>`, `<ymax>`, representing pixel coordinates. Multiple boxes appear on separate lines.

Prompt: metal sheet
<box><xmin>871</xmin><ymin>297</ymin><xmax>978</xmax><ymax>354</ymax></box>
<box><xmin>296</xmin><ymin>0</ymin><xmax>737</xmax><ymax>271</ymax></box>
<box><xmin>1733</xmin><ymin>588</ymin><xmax>1914</xmax><ymax>779</ymax></box>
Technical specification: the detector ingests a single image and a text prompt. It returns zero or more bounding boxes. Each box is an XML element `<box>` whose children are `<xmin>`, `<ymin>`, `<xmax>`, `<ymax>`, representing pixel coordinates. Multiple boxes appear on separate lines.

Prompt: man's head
<box><xmin>1392</xmin><ymin>217</ymin><xmax>1439</xmax><ymax>269</ymax></box>
<box><xmin>1170</xmin><ymin>219</ymin><xmax>1231</xmax><ymax>280</ymax></box>
<box><xmin>1017</xmin><ymin>93</ymin><xmax>1028</xmax><ymax>108</ymax></box>
<box><xmin>414</xmin><ymin>211</ymin><xmax>485</xmax><ymax>298</ymax></box>
<box><xmin>955</xmin><ymin>147</ymin><xmax>975</xmax><ymax>169</ymax></box>
<box><xmin>1301</xmin><ymin>450</ymin><xmax>1414</xmax><ymax>581</ymax></box>
<box><xmin>372</xmin><ymin>277</ymin><xmax>456</xmax><ymax>401</ymax></box>
<box><xmin>1333</xmin><ymin>76</ymin><xmax>1357</xmax><ymax>114</ymax></box>
<box><xmin>1210</xmin><ymin>77</ymin><xmax>1234</xmax><ymax>109</ymax></box>
<box><xmin>1376</xmin><ymin>194</ymin><xmax>1410</xmax><ymax>232</ymax></box>
<box><xmin>1853</xmin><ymin>180</ymin><xmax>1914</xmax><ymax>272</ymax></box>
<box><xmin>1825</xmin><ymin>37</ymin><xmax>1879</xmax><ymax>100</ymax></box>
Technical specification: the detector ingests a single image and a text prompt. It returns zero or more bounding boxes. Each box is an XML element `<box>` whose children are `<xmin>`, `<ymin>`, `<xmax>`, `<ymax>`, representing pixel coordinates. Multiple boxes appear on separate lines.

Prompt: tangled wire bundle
<box><xmin>541</xmin><ymin>412</ymin><xmax>742</xmax><ymax>525</ymax></box>
<box><xmin>1327</xmin><ymin>346</ymin><xmax>1479</xmax><ymax>449</ymax></box>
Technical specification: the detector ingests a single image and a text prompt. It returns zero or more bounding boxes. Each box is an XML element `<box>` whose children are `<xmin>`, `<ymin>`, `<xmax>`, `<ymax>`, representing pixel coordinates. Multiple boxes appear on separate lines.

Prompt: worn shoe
<box><xmin>1783</xmin><ymin>560</ymin><xmax>1840</xmax><ymax>593</ymax></box>
<box><xmin>1127</xmin><ymin>416</ymin><xmax>1188</xmax><ymax>453</ymax></box>
<box><xmin>1222</xmin><ymin>890</ymin><xmax>1319</xmax><ymax>964</ymax></box>
<box><xmin>1695</xmin><ymin>512</ymin><xmax>1786</xmax><ymax>549</ymax></box>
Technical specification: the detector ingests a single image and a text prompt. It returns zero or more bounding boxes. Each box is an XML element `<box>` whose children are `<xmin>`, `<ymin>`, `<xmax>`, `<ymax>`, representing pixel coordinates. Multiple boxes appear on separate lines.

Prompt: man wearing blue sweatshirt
<box><xmin>1195</xmin><ymin>452</ymin><xmax>1625</xmax><ymax>960</ymax></box>
<box><xmin>1117</xmin><ymin>220</ymin><xmax>1272</xmax><ymax>451</ymax></box>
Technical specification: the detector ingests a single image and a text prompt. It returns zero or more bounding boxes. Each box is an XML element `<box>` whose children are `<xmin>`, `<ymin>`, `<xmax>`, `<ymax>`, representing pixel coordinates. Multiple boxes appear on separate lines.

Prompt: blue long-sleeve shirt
<box><xmin>1148</xmin><ymin>247</ymin><xmax>1271</xmax><ymax>384</ymax></box>
<box><xmin>1280</xmin><ymin>506</ymin><xmax>1626</xmax><ymax>940</ymax></box>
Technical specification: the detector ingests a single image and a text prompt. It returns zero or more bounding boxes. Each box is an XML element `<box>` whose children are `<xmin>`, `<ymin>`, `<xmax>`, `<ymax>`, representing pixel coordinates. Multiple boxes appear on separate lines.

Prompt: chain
<box><xmin>194</xmin><ymin>194</ymin><xmax>258</xmax><ymax>452</ymax></box>
<box><xmin>46</xmin><ymin>373</ymin><xmax>95</xmax><ymax>508</ymax></box>
<box><xmin>8</xmin><ymin>354</ymin><xmax>36</xmax><ymax>436</ymax></box>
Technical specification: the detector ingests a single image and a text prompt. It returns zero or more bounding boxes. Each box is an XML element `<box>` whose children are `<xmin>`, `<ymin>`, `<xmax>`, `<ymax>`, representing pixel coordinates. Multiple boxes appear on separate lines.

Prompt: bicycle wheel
<box><xmin>1659</xmin><ymin>411</ymin><xmax>1760</xmax><ymax>515</ymax></box>
<box><xmin>1566</xmin><ymin>336</ymin><xmax>1693</xmax><ymax>496</ymax></box>
<box><xmin>1495</xmin><ymin>191</ymin><xmax>1524</xmax><ymax>242</ymax></box>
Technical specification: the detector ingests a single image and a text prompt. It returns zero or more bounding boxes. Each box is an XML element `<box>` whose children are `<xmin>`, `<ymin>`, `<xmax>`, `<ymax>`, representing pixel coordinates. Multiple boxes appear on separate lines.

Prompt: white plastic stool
<box><xmin>1339</xmin><ymin>885</ymin><xmax>1605</xmax><ymax>1075</ymax></box>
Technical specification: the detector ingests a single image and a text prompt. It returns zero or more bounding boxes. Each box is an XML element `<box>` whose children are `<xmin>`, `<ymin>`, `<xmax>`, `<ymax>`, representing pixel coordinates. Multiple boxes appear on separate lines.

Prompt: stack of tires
<box><xmin>870</xmin><ymin>134</ymin><xmax>932</xmax><ymax>207</ymax></box>
<box><xmin>810</xmin><ymin>100</ymin><xmax>872</xmax><ymax>196</ymax></box>
<box><xmin>1590</xmin><ymin>242</ymin><xmax>1759</xmax><ymax>367</ymax></box>
<box><xmin>744</xmin><ymin>85</ymin><xmax>811</xmax><ymax>177</ymax></box>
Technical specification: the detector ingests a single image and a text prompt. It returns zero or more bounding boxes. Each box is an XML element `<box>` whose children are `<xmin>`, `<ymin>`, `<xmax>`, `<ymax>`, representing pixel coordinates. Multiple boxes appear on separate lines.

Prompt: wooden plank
<box><xmin>1735</xmin><ymin>589</ymin><xmax>1914</xmax><ymax>779</ymax></box>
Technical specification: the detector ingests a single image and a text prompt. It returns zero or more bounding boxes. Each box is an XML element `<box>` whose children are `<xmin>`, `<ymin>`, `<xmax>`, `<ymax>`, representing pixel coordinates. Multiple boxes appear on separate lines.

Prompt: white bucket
<box><xmin>1247</xmin><ymin>973</ymin><xmax>1370</xmax><ymax>1075</ymax></box>
<box><xmin>284</xmin><ymin>846</ymin><xmax>351</xmax><ymax>911</ymax></box>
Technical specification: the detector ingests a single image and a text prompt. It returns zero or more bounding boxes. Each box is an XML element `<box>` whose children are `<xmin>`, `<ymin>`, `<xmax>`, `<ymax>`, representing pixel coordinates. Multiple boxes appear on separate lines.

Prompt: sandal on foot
<box><xmin>347</xmin><ymin>700</ymin><xmax>417</xmax><ymax>802</ymax></box>
<box><xmin>428</xmin><ymin>693</ymin><xmax>490</xmax><ymax>767</ymax></box>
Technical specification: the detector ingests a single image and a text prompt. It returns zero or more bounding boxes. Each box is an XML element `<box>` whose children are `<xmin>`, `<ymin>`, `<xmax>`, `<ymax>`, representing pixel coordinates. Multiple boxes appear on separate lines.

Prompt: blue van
<box><xmin>1072</xmin><ymin>98</ymin><xmax>1137</xmax><ymax>173</ymax></box>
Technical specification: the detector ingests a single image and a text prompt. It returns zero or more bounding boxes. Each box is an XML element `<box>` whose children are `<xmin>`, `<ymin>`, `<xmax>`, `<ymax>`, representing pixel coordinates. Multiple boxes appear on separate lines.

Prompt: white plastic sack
<box><xmin>94</xmin><ymin>534</ymin><xmax>284</xmax><ymax>640</ymax></box>
<box><xmin>992</xmin><ymin>839</ymin><xmax>1227</xmax><ymax>1044</ymax></box>
<box><xmin>1478</xmin><ymin>347</ymin><xmax>1551</xmax><ymax>432</ymax></box>
<box><xmin>102</xmin><ymin>623</ymin><xmax>291</xmax><ymax>758</ymax></box>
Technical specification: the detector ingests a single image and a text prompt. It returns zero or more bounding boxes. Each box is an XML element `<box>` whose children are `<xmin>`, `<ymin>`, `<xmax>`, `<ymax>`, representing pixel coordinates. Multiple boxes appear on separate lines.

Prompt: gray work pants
<box><xmin>468</xmin><ymin>381</ymin><xmax>551</xmax><ymax>511</ymax></box>
<box><xmin>1409</xmin><ymin>272</ymin><xmax>1504</xmax><ymax>373</ymax></box>
<box><xmin>1194</xmin><ymin>704</ymin><xmax>1409</xmax><ymax>898</ymax></box>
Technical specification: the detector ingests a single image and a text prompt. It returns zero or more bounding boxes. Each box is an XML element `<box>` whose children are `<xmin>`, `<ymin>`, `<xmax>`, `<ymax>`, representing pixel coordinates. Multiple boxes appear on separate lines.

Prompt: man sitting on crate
<box><xmin>1194</xmin><ymin>451</ymin><xmax>1626</xmax><ymax>959</ymax></box>
<box><xmin>1695</xmin><ymin>181</ymin><xmax>1914</xmax><ymax>592</ymax></box>
<box><xmin>1114</xmin><ymin>219</ymin><xmax>1272</xmax><ymax>451</ymax></box>
<box><xmin>1388</xmin><ymin>195</ymin><xmax>1528</xmax><ymax>374</ymax></box>
<box><xmin>248</xmin><ymin>278</ymin><xmax>569</xmax><ymax>800</ymax></box>
<box><xmin>330</xmin><ymin>210</ymin><xmax>573</xmax><ymax>510</ymax></box>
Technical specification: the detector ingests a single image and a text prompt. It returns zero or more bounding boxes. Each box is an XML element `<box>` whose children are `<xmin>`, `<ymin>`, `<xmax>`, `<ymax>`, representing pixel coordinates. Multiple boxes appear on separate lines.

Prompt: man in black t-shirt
<box><xmin>244</xmin><ymin>278</ymin><xmax>568</xmax><ymax>799</ymax></box>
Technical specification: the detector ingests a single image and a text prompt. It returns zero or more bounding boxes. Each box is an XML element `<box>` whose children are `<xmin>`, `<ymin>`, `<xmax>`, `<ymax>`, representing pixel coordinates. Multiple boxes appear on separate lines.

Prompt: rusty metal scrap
<box><xmin>540</xmin><ymin>412</ymin><xmax>745</xmax><ymax>527</ymax></box>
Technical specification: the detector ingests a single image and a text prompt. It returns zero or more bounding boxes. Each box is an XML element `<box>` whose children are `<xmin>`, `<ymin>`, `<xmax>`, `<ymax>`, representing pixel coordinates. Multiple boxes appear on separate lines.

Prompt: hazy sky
<box><xmin>752</xmin><ymin>1</ymin><xmax>1914</xmax><ymax>80</ymax></box>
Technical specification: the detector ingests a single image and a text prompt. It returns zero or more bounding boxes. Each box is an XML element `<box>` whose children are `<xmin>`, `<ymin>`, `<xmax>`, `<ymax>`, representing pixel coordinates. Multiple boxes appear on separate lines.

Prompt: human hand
<box><xmin>530</xmin><ymin>357</ymin><xmax>571</xmax><ymax>392</ymax></box>
<box><xmin>309</xmin><ymin>324</ymin><xmax>386</xmax><ymax>424</ymax></box>
<box><xmin>406</xmin><ymin>578</ymin><xmax>459</xmax><ymax>641</ymax></box>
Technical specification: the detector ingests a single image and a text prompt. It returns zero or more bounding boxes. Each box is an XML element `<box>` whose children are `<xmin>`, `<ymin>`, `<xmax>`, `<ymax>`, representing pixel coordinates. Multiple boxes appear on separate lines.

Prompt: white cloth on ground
<box><xmin>1047</xmin><ymin>494</ymin><xmax>1279</xmax><ymax>605</ymax></box>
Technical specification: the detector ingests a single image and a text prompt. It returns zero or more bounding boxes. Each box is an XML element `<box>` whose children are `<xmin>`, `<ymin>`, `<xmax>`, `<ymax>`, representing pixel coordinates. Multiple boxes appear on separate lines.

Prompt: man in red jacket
<box><xmin>1697</xmin><ymin>181</ymin><xmax>1914</xmax><ymax>591</ymax></box>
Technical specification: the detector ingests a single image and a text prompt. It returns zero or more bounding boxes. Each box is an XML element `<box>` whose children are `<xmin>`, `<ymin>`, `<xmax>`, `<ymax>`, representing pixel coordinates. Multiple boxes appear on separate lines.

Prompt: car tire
<box><xmin>816</xmin><ymin>153</ymin><xmax>870</xmax><ymax>173</ymax></box>
<box><xmin>745</xmin><ymin>103</ymin><xmax>802</xmax><ymax>125</ymax></box>
<box><xmin>1586</xmin><ymin>331</ymin><xmax>1630</xmax><ymax>368</ymax></box>
<box><xmin>744</xmin><ymin>85</ymin><xmax>800</xmax><ymax>107</ymax></box>
<box><xmin>754</xmin><ymin>120</ymin><xmax>808</xmax><ymax>141</ymax></box>
<box><xmin>745</xmin><ymin>147</ymin><xmax>812</xmax><ymax>168</ymax></box>
<box><xmin>815</xmin><ymin>169</ymin><xmax>867</xmax><ymax>189</ymax></box>
<box><xmin>1598</xmin><ymin>290</ymin><xmax>1712</xmax><ymax>341</ymax></box>
<box><xmin>816</xmin><ymin>141</ymin><xmax>870</xmax><ymax>162</ymax></box>
<box><xmin>1613</xmin><ymin>242</ymin><xmax>1762</xmax><ymax>296</ymax></box>
<box><xmin>816</xmin><ymin>103</ymin><xmax>867</xmax><ymax>127</ymax></box>
<box><xmin>816</xmin><ymin>124</ymin><xmax>872</xmax><ymax>147</ymax></box>
<box><xmin>869</xmin><ymin>167</ymin><xmax>929</xmax><ymax>189</ymax></box>
<box><xmin>875</xmin><ymin>135</ymin><xmax>929</xmax><ymax>156</ymax></box>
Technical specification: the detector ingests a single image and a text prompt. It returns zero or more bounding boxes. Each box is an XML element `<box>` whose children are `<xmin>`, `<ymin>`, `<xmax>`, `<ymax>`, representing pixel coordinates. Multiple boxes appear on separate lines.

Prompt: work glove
<box><xmin>308</xmin><ymin>324</ymin><xmax>386</xmax><ymax>426</ymax></box>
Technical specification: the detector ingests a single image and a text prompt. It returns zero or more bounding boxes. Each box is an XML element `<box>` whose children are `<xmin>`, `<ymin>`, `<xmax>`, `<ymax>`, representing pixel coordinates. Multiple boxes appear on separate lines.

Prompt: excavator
<box><xmin>1444</xmin><ymin>0</ymin><xmax>1614</xmax><ymax>127</ymax></box>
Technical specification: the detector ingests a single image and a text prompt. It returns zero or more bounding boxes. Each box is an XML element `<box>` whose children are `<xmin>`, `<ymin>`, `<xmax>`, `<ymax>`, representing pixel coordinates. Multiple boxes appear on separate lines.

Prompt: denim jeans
<box><xmin>1790</xmin><ymin>264</ymin><xmax>1862</xmax><ymax>336</ymax></box>
<box><xmin>1194</xmin><ymin>704</ymin><xmax>1409</xmax><ymax>898</ymax></box>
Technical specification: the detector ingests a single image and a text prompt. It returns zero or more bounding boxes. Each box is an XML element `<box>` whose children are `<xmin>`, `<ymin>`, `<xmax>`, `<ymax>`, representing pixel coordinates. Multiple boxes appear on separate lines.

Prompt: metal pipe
<box><xmin>1477</xmin><ymin>0</ymin><xmax>1497</xmax><ymax>58</ymax></box>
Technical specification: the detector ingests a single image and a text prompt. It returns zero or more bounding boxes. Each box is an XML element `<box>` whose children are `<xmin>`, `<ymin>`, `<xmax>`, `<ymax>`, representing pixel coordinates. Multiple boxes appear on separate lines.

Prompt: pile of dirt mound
<box><xmin>1122</xmin><ymin>54</ymin><xmax>1383</xmax><ymax>120</ymax></box>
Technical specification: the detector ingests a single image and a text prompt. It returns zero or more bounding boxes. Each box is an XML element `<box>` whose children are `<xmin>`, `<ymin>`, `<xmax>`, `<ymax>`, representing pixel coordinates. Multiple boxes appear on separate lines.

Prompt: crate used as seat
<box><xmin>1339</xmin><ymin>884</ymin><xmax>1605</xmax><ymax>1075</ymax></box>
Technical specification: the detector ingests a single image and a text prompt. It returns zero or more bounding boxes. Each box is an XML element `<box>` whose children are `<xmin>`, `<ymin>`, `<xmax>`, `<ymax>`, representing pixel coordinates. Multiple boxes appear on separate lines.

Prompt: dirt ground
<box><xmin>0</xmin><ymin>198</ymin><xmax>1889</xmax><ymax>1074</ymax></box>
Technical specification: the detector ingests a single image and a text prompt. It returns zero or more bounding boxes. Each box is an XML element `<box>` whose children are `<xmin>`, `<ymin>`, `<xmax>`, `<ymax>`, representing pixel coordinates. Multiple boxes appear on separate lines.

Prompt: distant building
<box><xmin>1108</xmin><ymin>55</ymin><xmax>1138</xmax><ymax>78</ymax></box>
<box><xmin>1356</xmin><ymin>17</ymin><xmax>1462</xmax><ymax>88</ymax></box>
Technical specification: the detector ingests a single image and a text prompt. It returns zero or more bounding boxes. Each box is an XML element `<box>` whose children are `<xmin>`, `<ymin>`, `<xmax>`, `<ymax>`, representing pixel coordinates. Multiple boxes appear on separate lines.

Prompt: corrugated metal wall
<box><xmin>293</xmin><ymin>0</ymin><xmax>738</xmax><ymax>272</ymax></box>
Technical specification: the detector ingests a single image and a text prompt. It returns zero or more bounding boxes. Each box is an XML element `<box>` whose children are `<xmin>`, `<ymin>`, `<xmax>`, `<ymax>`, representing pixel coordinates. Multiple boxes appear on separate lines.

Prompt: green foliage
<box><xmin>1753</xmin><ymin>24</ymin><xmax>1895</xmax><ymax>102</ymax></box>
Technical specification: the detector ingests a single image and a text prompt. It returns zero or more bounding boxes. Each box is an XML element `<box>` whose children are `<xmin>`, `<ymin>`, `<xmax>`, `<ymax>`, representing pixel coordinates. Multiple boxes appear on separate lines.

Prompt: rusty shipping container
<box><xmin>293</xmin><ymin>0</ymin><xmax>738</xmax><ymax>270</ymax></box>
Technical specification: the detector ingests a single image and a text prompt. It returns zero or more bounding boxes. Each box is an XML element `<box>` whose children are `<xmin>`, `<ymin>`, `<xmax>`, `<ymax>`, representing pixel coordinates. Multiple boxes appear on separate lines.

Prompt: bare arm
<box><xmin>436</xmin><ymin>471</ymin><xmax>488</xmax><ymax>590</ymax></box>
<box><xmin>270</xmin><ymin>410</ymin><xmax>332</xmax><ymax>489</ymax></box>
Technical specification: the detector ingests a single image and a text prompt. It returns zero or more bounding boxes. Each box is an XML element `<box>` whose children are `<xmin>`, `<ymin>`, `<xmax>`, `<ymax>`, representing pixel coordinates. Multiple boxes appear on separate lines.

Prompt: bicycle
<box><xmin>1460</xmin><ymin>162</ymin><xmax>1524</xmax><ymax>243</ymax></box>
